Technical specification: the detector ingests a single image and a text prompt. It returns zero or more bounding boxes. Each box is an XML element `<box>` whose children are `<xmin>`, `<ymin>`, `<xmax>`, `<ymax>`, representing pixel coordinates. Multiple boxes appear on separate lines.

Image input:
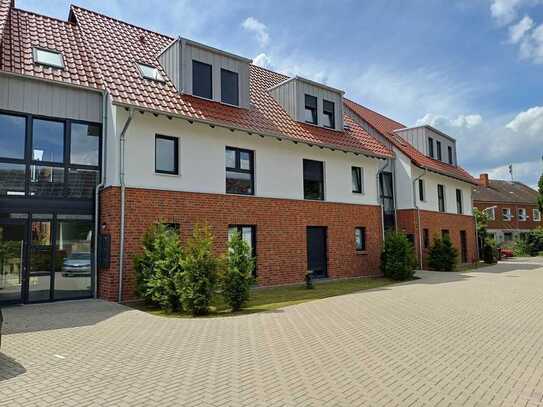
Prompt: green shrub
<box><xmin>513</xmin><ymin>238</ymin><xmax>530</xmax><ymax>257</ymax></box>
<box><xmin>177</xmin><ymin>224</ymin><xmax>218</xmax><ymax>316</ymax></box>
<box><xmin>482</xmin><ymin>238</ymin><xmax>498</xmax><ymax>264</ymax></box>
<box><xmin>428</xmin><ymin>236</ymin><xmax>458</xmax><ymax>271</ymax></box>
<box><xmin>134</xmin><ymin>223</ymin><xmax>183</xmax><ymax>312</ymax></box>
<box><xmin>380</xmin><ymin>232</ymin><xmax>417</xmax><ymax>281</ymax></box>
<box><xmin>221</xmin><ymin>232</ymin><xmax>255</xmax><ymax>311</ymax></box>
<box><xmin>526</xmin><ymin>228</ymin><xmax>543</xmax><ymax>256</ymax></box>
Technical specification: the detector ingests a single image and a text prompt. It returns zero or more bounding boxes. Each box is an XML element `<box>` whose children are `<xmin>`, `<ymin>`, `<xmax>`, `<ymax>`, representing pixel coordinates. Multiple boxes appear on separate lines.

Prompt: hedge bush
<box><xmin>381</xmin><ymin>232</ymin><xmax>416</xmax><ymax>281</ymax></box>
<box><xmin>176</xmin><ymin>225</ymin><xmax>219</xmax><ymax>316</ymax></box>
<box><xmin>428</xmin><ymin>236</ymin><xmax>458</xmax><ymax>271</ymax></box>
<box><xmin>134</xmin><ymin>223</ymin><xmax>182</xmax><ymax>312</ymax></box>
<box><xmin>221</xmin><ymin>231</ymin><xmax>255</xmax><ymax>311</ymax></box>
<box><xmin>482</xmin><ymin>238</ymin><xmax>498</xmax><ymax>264</ymax></box>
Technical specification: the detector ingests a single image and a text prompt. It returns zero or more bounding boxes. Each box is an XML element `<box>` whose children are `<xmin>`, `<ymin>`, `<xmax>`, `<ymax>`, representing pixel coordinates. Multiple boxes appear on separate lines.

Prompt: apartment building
<box><xmin>0</xmin><ymin>1</ymin><xmax>476</xmax><ymax>304</ymax></box>
<box><xmin>473</xmin><ymin>174</ymin><xmax>541</xmax><ymax>243</ymax></box>
<box><xmin>345</xmin><ymin>101</ymin><xmax>478</xmax><ymax>267</ymax></box>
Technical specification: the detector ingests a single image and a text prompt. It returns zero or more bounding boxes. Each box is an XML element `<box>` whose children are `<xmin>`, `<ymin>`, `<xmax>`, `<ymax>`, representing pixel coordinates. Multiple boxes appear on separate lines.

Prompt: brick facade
<box><xmin>396</xmin><ymin>209</ymin><xmax>478</xmax><ymax>267</ymax></box>
<box><xmin>473</xmin><ymin>202</ymin><xmax>541</xmax><ymax>231</ymax></box>
<box><xmin>99</xmin><ymin>186</ymin><xmax>384</xmax><ymax>302</ymax></box>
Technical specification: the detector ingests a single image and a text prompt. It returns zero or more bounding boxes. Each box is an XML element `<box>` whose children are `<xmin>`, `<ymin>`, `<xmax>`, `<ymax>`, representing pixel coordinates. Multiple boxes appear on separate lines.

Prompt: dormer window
<box><xmin>192</xmin><ymin>60</ymin><xmax>213</xmax><ymax>99</ymax></box>
<box><xmin>436</xmin><ymin>140</ymin><xmax>442</xmax><ymax>161</ymax></box>
<box><xmin>304</xmin><ymin>94</ymin><xmax>318</xmax><ymax>125</ymax></box>
<box><xmin>33</xmin><ymin>47</ymin><xmax>64</xmax><ymax>69</ymax></box>
<box><xmin>323</xmin><ymin>100</ymin><xmax>335</xmax><ymax>129</ymax></box>
<box><xmin>428</xmin><ymin>137</ymin><xmax>434</xmax><ymax>158</ymax></box>
<box><xmin>221</xmin><ymin>69</ymin><xmax>239</xmax><ymax>106</ymax></box>
<box><xmin>137</xmin><ymin>63</ymin><xmax>164</xmax><ymax>82</ymax></box>
<box><xmin>448</xmin><ymin>146</ymin><xmax>453</xmax><ymax>164</ymax></box>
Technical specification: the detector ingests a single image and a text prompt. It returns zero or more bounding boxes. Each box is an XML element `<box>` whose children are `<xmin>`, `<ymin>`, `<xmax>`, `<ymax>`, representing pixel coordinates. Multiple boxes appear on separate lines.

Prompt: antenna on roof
<box><xmin>508</xmin><ymin>163</ymin><xmax>513</xmax><ymax>182</ymax></box>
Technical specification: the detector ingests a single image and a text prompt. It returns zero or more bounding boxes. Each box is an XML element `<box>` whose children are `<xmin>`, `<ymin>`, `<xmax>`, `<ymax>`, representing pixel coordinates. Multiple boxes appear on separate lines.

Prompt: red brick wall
<box><xmin>473</xmin><ymin>201</ymin><xmax>541</xmax><ymax>231</ymax></box>
<box><xmin>99</xmin><ymin>186</ymin><xmax>384</xmax><ymax>302</ymax></box>
<box><xmin>396</xmin><ymin>209</ymin><xmax>478</xmax><ymax>268</ymax></box>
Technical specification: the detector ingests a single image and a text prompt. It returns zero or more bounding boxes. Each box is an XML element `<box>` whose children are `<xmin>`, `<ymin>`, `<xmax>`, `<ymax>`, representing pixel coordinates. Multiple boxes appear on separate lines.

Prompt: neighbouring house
<box><xmin>0</xmin><ymin>0</ymin><xmax>476</xmax><ymax>305</ymax></box>
<box><xmin>473</xmin><ymin>174</ymin><xmax>541</xmax><ymax>244</ymax></box>
<box><xmin>345</xmin><ymin>101</ymin><xmax>479</xmax><ymax>268</ymax></box>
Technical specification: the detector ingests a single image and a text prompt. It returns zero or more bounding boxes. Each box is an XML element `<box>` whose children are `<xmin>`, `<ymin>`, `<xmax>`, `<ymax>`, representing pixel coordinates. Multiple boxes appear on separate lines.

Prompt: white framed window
<box><xmin>33</xmin><ymin>47</ymin><xmax>64</xmax><ymax>69</ymax></box>
<box><xmin>502</xmin><ymin>208</ymin><xmax>511</xmax><ymax>221</ymax></box>
<box><xmin>137</xmin><ymin>63</ymin><xmax>165</xmax><ymax>82</ymax></box>
<box><xmin>518</xmin><ymin>208</ymin><xmax>527</xmax><ymax>221</ymax></box>
<box><xmin>485</xmin><ymin>207</ymin><xmax>496</xmax><ymax>220</ymax></box>
<box><xmin>351</xmin><ymin>166</ymin><xmax>364</xmax><ymax>194</ymax></box>
<box><xmin>534</xmin><ymin>208</ymin><xmax>541</xmax><ymax>222</ymax></box>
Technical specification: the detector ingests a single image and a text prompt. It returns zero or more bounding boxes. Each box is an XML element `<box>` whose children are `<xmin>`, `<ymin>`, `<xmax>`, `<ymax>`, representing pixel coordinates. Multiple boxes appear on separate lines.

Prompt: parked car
<box><xmin>62</xmin><ymin>252</ymin><xmax>91</xmax><ymax>277</ymax></box>
<box><xmin>500</xmin><ymin>248</ymin><xmax>514</xmax><ymax>258</ymax></box>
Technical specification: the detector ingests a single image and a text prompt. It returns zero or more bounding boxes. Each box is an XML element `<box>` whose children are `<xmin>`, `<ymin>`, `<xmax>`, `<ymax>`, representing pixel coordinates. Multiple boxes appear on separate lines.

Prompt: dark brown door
<box><xmin>460</xmin><ymin>230</ymin><xmax>468</xmax><ymax>263</ymax></box>
<box><xmin>307</xmin><ymin>227</ymin><xmax>327</xmax><ymax>278</ymax></box>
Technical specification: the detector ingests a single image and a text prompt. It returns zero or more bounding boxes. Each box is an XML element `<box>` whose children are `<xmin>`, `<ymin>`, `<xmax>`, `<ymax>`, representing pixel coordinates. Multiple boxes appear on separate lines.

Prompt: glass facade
<box><xmin>0</xmin><ymin>111</ymin><xmax>100</xmax><ymax>304</ymax></box>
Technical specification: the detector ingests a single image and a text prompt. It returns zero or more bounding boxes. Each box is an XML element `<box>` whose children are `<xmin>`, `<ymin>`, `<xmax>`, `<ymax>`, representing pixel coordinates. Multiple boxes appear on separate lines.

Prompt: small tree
<box><xmin>381</xmin><ymin>232</ymin><xmax>417</xmax><ymax>281</ymax></box>
<box><xmin>482</xmin><ymin>238</ymin><xmax>499</xmax><ymax>264</ymax></box>
<box><xmin>221</xmin><ymin>232</ymin><xmax>255</xmax><ymax>311</ymax></box>
<box><xmin>428</xmin><ymin>236</ymin><xmax>458</xmax><ymax>271</ymax></box>
<box><xmin>177</xmin><ymin>224</ymin><xmax>218</xmax><ymax>316</ymax></box>
<box><xmin>134</xmin><ymin>223</ymin><xmax>182</xmax><ymax>312</ymax></box>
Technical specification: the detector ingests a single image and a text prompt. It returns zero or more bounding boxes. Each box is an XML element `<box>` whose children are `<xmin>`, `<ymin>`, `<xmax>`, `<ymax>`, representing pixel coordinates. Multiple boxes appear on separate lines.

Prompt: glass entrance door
<box><xmin>0</xmin><ymin>220</ymin><xmax>26</xmax><ymax>303</ymax></box>
<box><xmin>28</xmin><ymin>215</ymin><xmax>53</xmax><ymax>302</ymax></box>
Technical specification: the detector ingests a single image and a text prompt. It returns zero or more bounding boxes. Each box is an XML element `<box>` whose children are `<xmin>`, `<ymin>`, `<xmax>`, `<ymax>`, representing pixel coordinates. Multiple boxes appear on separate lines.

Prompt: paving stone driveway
<box><xmin>2</xmin><ymin>258</ymin><xmax>543</xmax><ymax>406</ymax></box>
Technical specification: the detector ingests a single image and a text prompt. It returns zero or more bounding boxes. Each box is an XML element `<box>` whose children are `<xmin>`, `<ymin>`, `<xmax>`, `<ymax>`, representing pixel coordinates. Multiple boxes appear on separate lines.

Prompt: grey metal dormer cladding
<box><xmin>268</xmin><ymin>76</ymin><xmax>344</xmax><ymax>131</ymax></box>
<box><xmin>394</xmin><ymin>125</ymin><xmax>457</xmax><ymax>166</ymax></box>
<box><xmin>158</xmin><ymin>37</ymin><xmax>251</xmax><ymax>109</ymax></box>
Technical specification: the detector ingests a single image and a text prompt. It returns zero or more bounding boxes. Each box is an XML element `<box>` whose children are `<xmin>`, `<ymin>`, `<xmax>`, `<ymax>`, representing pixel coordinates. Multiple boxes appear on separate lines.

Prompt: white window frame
<box><xmin>533</xmin><ymin>208</ymin><xmax>541</xmax><ymax>222</ymax></box>
<box><xmin>485</xmin><ymin>207</ymin><xmax>496</xmax><ymax>221</ymax></box>
<box><xmin>502</xmin><ymin>208</ymin><xmax>511</xmax><ymax>221</ymax></box>
<box><xmin>518</xmin><ymin>208</ymin><xmax>527</xmax><ymax>221</ymax></box>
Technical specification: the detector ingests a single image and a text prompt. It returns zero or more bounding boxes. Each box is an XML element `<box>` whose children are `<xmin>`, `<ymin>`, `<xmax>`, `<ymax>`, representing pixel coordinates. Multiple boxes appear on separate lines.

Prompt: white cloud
<box><xmin>491</xmin><ymin>0</ymin><xmax>525</xmax><ymax>25</ymax></box>
<box><xmin>518</xmin><ymin>22</ymin><xmax>543</xmax><ymax>63</ymax></box>
<box><xmin>416</xmin><ymin>113</ymin><xmax>482</xmax><ymax>131</ymax></box>
<box><xmin>509</xmin><ymin>15</ymin><xmax>534</xmax><ymax>43</ymax></box>
<box><xmin>253</xmin><ymin>52</ymin><xmax>272</xmax><ymax>69</ymax></box>
<box><xmin>241</xmin><ymin>17</ymin><xmax>270</xmax><ymax>48</ymax></box>
<box><xmin>506</xmin><ymin>105</ymin><xmax>543</xmax><ymax>134</ymax></box>
<box><xmin>481</xmin><ymin>160</ymin><xmax>542</xmax><ymax>186</ymax></box>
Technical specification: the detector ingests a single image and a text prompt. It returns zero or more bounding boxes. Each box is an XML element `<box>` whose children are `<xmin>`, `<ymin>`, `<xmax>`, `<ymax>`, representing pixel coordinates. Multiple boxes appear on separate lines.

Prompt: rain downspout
<box><xmin>413</xmin><ymin>169</ymin><xmax>428</xmax><ymax>270</ymax></box>
<box><xmin>118</xmin><ymin>108</ymin><xmax>134</xmax><ymax>303</ymax></box>
<box><xmin>94</xmin><ymin>90</ymin><xmax>108</xmax><ymax>299</ymax></box>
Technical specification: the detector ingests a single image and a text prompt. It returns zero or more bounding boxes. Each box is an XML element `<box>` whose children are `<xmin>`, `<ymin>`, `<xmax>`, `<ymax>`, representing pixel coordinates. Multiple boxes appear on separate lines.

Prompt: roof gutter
<box><xmin>112</xmin><ymin>102</ymin><xmax>392</xmax><ymax>161</ymax></box>
<box><xmin>118</xmin><ymin>108</ymin><xmax>134</xmax><ymax>303</ymax></box>
<box><xmin>412</xmin><ymin>168</ymin><xmax>428</xmax><ymax>270</ymax></box>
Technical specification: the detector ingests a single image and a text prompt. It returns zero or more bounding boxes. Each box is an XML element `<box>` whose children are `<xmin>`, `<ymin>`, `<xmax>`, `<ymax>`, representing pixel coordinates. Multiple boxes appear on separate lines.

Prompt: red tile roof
<box><xmin>64</xmin><ymin>5</ymin><xmax>392</xmax><ymax>159</ymax></box>
<box><xmin>473</xmin><ymin>179</ymin><xmax>538</xmax><ymax>204</ymax></box>
<box><xmin>1</xmin><ymin>6</ymin><xmax>101</xmax><ymax>89</ymax></box>
<box><xmin>0</xmin><ymin>0</ymin><xmax>12</xmax><ymax>48</ymax></box>
<box><xmin>345</xmin><ymin>99</ymin><xmax>478</xmax><ymax>185</ymax></box>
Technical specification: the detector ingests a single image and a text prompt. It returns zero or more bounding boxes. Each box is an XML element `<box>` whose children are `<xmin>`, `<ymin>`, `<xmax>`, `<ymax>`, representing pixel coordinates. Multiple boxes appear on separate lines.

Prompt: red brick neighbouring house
<box><xmin>473</xmin><ymin>174</ymin><xmax>541</xmax><ymax>243</ymax></box>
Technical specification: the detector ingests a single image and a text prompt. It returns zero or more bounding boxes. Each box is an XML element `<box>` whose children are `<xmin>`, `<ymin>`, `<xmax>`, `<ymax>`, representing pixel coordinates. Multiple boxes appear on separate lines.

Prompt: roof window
<box><xmin>33</xmin><ymin>48</ymin><xmax>64</xmax><ymax>69</ymax></box>
<box><xmin>137</xmin><ymin>63</ymin><xmax>165</xmax><ymax>82</ymax></box>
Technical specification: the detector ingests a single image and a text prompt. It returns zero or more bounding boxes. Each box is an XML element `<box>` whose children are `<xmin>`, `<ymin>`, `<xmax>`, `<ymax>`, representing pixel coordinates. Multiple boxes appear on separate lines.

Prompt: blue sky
<box><xmin>18</xmin><ymin>0</ymin><xmax>543</xmax><ymax>187</ymax></box>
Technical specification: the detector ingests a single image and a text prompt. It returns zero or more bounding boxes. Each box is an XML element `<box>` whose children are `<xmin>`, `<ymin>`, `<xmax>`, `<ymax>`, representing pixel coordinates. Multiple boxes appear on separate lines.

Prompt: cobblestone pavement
<box><xmin>2</xmin><ymin>258</ymin><xmax>543</xmax><ymax>406</ymax></box>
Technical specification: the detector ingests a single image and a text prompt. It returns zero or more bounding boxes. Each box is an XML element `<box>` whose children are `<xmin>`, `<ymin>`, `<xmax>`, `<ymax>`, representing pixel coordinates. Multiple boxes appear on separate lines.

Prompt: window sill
<box><xmin>154</xmin><ymin>171</ymin><xmax>180</xmax><ymax>177</ymax></box>
<box><xmin>356</xmin><ymin>250</ymin><xmax>368</xmax><ymax>255</ymax></box>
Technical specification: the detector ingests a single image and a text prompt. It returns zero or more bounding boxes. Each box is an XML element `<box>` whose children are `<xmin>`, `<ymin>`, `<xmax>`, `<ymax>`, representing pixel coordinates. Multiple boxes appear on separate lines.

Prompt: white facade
<box><xmin>105</xmin><ymin>107</ymin><xmax>383</xmax><ymax>206</ymax></box>
<box><xmin>393</xmin><ymin>147</ymin><xmax>473</xmax><ymax>214</ymax></box>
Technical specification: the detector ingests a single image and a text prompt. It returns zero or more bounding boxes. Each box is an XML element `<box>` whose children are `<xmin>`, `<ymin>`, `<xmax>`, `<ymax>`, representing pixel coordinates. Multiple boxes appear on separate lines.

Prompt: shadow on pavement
<box><xmin>0</xmin><ymin>353</ymin><xmax>26</xmax><ymax>381</ymax></box>
<box><xmin>1</xmin><ymin>299</ymin><xmax>129</xmax><ymax>335</ymax></box>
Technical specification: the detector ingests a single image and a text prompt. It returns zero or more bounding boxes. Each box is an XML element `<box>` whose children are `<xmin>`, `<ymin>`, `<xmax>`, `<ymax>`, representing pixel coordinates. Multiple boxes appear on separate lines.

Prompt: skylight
<box><xmin>33</xmin><ymin>47</ymin><xmax>64</xmax><ymax>69</ymax></box>
<box><xmin>137</xmin><ymin>63</ymin><xmax>165</xmax><ymax>82</ymax></box>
